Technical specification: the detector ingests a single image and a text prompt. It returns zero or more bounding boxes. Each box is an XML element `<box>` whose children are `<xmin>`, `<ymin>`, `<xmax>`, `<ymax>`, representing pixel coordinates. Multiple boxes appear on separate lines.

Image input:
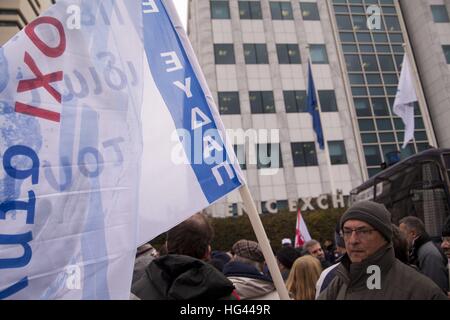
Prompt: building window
<box><xmin>214</xmin><ymin>44</ymin><xmax>235</xmax><ymax>64</ymax></box>
<box><xmin>328</xmin><ymin>141</ymin><xmax>347</xmax><ymax>165</ymax></box>
<box><xmin>291</xmin><ymin>142</ymin><xmax>318</xmax><ymax>167</ymax></box>
<box><xmin>318</xmin><ymin>91</ymin><xmax>338</xmax><ymax>112</ymax></box>
<box><xmin>361</xmin><ymin>55</ymin><xmax>378</xmax><ymax>71</ymax></box>
<box><xmin>443</xmin><ymin>45</ymin><xmax>450</xmax><ymax>64</ymax></box>
<box><xmin>250</xmin><ymin>91</ymin><xmax>275</xmax><ymax>114</ymax></box>
<box><xmin>218</xmin><ymin>92</ymin><xmax>240</xmax><ymax>114</ymax></box>
<box><xmin>300</xmin><ymin>2</ymin><xmax>320</xmax><ymax>21</ymax></box>
<box><xmin>270</xmin><ymin>1</ymin><xmax>293</xmax><ymax>20</ymax></box>
<box><xmin>210</xmin><ymin>1</ymin><xmax>230</xmax><ymax>19</ymax></box>
<box><xmin>310</xmin><ymin>44</ymin><xmax>329</xmax><ymax>64</ymax></box>
<box><xmin>336</xmin><ymin>15</ymin><xmax>352</xmax><ymax>30</ymax></box>
<box><xmin>257</xmin><ymin>144</ymin><xmax>282</xmax><ymax>169</ymax></box>
<box><xmin>276</xmin><ymin>44</ymin><xmax>301</xmax><ymax>64</ymax></box>
<box><xmin>354</xmin><ymin>98</ymin><xmax>372</xmax><ymax>117</ymax></box>
<box><xmin>364</xmin><ymin>146</ymin><xmax>382</xmax><ymax>167</ymax></box>
<box><xmin>244</xmin><ymin>43</ymin><xmax>269</xmax><ymax>64</ymax></box>
<box><xmin>234</xmin><ymin>145</ymin><xmax>246</xmax><ymax>170</ymax></box>
<box><xmin>239</xmin><ymin>1</ymin><xmax>262</xmax><ymax>19</ymax></box>
<box><xmin>284</xmin><ymin>90</ymin><xmax>307</xmax><ymax>113</ymax></box>
<box><xmin>431</xmin><ymin>5</ymin><xmax>450</xmax><ymax>23</ymax></box>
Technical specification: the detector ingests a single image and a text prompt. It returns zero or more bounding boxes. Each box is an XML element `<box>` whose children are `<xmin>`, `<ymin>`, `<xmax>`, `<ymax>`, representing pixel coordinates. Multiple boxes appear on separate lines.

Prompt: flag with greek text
<box><xmin>0</xmin><ymin>0</ymin><xmax>243</xmax><ymax>299</ymax></box>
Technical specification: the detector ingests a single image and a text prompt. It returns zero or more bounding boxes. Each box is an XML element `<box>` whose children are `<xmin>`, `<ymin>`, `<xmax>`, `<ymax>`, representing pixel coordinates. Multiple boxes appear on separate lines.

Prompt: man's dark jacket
<box><xmin>132</xmin><ymin>254</ymin><xmax>236</xmax><ymax>300</ymax></box>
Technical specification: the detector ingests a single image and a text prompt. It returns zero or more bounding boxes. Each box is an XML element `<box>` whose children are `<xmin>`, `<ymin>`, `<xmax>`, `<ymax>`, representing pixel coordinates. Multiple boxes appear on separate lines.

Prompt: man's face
<box><xmin>399</xmin><ymin>223</ymin><xmax>415</xmax><ymax>246</ymax></box>
<box><xmin>308</xmin><ymin>243</ymin><xmax>324</xmax><ymax>260</ymax></box>
<box><xmin>441</xmin><ymin>237</ymin><xmax>450</xmax><ymax>260</ymax></box>
<box><xmin>343</xmin><ymin>220</ymin><xmax>387</xmax><ymax>263</ymax></box>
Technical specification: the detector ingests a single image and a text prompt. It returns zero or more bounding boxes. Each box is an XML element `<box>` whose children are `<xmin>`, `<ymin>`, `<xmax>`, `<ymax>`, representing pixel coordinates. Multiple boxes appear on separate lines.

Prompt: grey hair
<box><xmin>399</xmin><ymin>216</ymin><xmax>426</xmax><ymax>236</ymax></box>
<box><xmin>303</xmin><ymin>240</ymin><xmax>320</xmax><ymax>253</ymax></box>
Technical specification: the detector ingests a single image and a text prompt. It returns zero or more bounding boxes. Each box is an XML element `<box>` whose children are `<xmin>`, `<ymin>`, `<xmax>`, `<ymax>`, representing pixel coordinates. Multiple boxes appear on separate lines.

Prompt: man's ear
<box><xmin>203</xmin><ymin>245</ymin><xmax>212</xmax><ymax>261</ymax></box>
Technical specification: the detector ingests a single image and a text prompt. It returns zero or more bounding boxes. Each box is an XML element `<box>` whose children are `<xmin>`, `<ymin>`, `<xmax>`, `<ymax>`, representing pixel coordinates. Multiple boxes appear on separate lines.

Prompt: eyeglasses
<box><xmin>342</xmin><ymin>228</ymin><xmax>375</xmax><ymax>239</ymax></box>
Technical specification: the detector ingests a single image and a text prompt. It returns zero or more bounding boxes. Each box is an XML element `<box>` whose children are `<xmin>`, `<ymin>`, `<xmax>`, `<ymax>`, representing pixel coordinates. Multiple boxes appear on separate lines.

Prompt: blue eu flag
<box><xmin>307</xmin><ymin>62</ymin><xmax>324</xmax><ymax>150</ymax></box>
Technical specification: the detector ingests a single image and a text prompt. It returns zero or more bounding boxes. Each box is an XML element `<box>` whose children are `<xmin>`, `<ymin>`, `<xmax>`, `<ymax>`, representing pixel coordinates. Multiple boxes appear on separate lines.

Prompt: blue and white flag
<box><xmin>393</xmin><ymin>54</ymin><xmax>417</xmax><ymax>149</ymax></box>
<box><xmin>0</xmin><ymin>0</ymin><xmax>243</xmax><ymax>299</ymax></box>
<box><xmin>307</xmin><ymin>62</ymin><xmax>324</xmax><ymax>150</ymax></box>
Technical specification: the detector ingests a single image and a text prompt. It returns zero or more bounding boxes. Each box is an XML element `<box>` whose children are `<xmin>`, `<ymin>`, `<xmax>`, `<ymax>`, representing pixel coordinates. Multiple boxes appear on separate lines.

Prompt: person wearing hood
<box><xmin>223</xmin><ymin>240</ymin><xmax>280</xmax><ymax>300</ymax></box>
<box><xmin>131</xmin><ymin>213</ymin><xmax>238</xmax><ymax>300</ymax></box>
<box><xmin>318</xmin><ymin>201</ymin><xmax>447</xmax><ymax>300</ymax></box>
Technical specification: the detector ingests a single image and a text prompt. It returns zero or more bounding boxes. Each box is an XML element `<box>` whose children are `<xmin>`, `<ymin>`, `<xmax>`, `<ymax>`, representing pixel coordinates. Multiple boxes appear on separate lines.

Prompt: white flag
<box><xmin>393</xmin><ymin>55</ymin><xmax>418</xmax><ymax>149</ymax></box>
<box><xmin>0</xmin><ymin>0</ymin><xmax>243</xmax><ymax>299</ymax></box>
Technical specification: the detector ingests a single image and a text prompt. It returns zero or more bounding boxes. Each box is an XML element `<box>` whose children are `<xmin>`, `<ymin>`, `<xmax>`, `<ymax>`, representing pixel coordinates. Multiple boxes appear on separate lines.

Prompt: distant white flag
<box><xmin>393</xmin><ymin>55</ymin><xmax>418</xmax><ymax>149</ymax></box>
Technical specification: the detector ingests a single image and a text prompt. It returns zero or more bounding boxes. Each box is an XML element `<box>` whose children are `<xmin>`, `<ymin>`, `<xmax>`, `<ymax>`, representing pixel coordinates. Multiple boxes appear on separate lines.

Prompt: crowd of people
<box><xmin>130</xmin><ymin>201</ymin><xmax>450</xmax><ymax>300</ymax></box>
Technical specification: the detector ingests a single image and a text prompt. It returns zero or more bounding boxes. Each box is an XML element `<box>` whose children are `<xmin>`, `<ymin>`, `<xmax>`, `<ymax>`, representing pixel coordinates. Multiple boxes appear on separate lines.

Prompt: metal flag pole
<box><xmin>305</xmin><ymin>45</ymin><xmax>336</xmax><ymax>196</ymax></box>
<box><xmin>239</xmin><ymin>185</ymin><xmax>291</xmax><ymax>300</ymax></box>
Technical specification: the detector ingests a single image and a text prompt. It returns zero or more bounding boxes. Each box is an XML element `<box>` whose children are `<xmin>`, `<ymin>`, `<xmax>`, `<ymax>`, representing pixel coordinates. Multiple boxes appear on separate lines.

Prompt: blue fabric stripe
<box><xmin>141</xmin><ymin>1</ymin><xmax>241</xmax><ymax>203</ymax></box>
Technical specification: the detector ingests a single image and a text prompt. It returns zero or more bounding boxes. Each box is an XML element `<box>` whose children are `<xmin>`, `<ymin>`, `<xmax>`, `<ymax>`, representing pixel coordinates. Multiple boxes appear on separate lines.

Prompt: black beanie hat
<box><xmin>340</xmin><ymin>201</ymin><xmax>393</xmax><ymax>241</ymax></box>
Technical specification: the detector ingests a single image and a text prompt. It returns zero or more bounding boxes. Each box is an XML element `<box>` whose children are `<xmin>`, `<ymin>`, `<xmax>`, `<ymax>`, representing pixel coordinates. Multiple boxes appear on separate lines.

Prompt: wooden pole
<box><xmin>239</xmin><ymin>184</ymin><xmax>290</xmax><ymax>300</ymax></box>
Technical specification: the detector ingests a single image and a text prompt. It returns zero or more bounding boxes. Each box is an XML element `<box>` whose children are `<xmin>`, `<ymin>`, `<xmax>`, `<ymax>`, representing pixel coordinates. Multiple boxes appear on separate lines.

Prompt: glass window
<box><xmin>234</xmin><ymin>144</ymin><xmax>247</xmax><ymax>170</ymax></box>
<box><xmin>376</xmin><ymin>118</ymin><xmax>393</xmax><ymax>131</ymax></box>
<box><xmin>284</xmin><ymin>90</ymin><xmax>307</xmax><ymax>113</ymax></box>
<box><xmin>385</xmin><ymin>86</ymin><xmax>397</xmax><ymax>96</ymax></box>
<box><xmin>211</xmin><ymin>1</ymin><xmax>230</xmax><ymax>19</ymax></box>
<box><xmin>392</xmin><ymin>45</ymin><xmax>404</xmax><ymax>53</ymax></box>
<box><xmin>310</xmin><ymin>44</ymin><xmax>329</xmax><ymax>64</ymax></box>
<box><xmin>301</xmin><ymin>2</ymin><xmax>320</xmax><ymax>20</ymax></box>
<box><xmin>382</xmin><ymin>144</ymin><xmax>399</xmax><ymax>161</ymax></box>
<box><xmin>319</xmin><ymin>90</ymin><xmax>338</xmax><ymax>112</ymax></box>
<box><xmin>415</xmin><ymin>117</ymin><xmax>425</xmax><ymax>129</ymax></box>
<box><xmin>350</xmin><ymin>5</ymin><xmax>364</xmax><ymax>13</ymax></box>
<box><xmin>375</xmin><ymin>45</ymin><xmax>391</xmax><ymax>53</ymax></box>
<box><xmin>352</xmin><ymin>86</ymin><xmax>367</xmax><ymax>96</ymax></box>
<box><xmin>257</xmin><ymin>144</ymin><xmax>282</xmax><ymax>169</ymax></box>
<box><xmin>359</xmin><ymin>119</ymin><xmax>375</xmax><ymax>131</ymax></box>
<box><xmin>270</xmin><ymin>1</ymin><xmax>293</xmax><ymax>20</ymax></box>
<box><xmin>431</xmin><ymin>5</ymin><xmax>450</xmax><ymax>23</ymax></box>
<box><xmin>364</xmin><ymin>145</ymin><xmax>382</xmax><ymax>166</ymax></box>
<box><xmin>359</xmin><ymin>44</ymin><xmax>374</xmax><ymax>52</ymax></box>
<box><xmin>214</xmin><ymin>44</ymin><xmax>235</xmax><ymax>64</ymax></box>
<box><xmin>366</xmin><ymin>74</ymin><xmax>382</xmax><ymax>84</ymax></box>
<box><xmin>389</xmin><ymin>33</ymin><xmax>403</xmax><ymax>43</ymax></box>
<box><xmin>340</xmin><ymin>32</ymin><xmax>355</xmax><ymax>42</ymax></box>
<box><xmin>361</xmin><ymin>133</ymin><xmax>378</xmax><ymax>143</ymax></box>
<box><xmin>328</xmin><ymin>141</ymin><xmax>348</xmax><ymax>165</ymax></box>
<box><xmin>244</xmin><ymin>44</ymin><xmax>269</xmax><ymax>64</ymax></box>
<box><xmin>394</xmin><ymin>118</ymin><xmax>404</xmax><ymax>130</ymax></box>
<box><xmin>218</xmin><ymin>92</ymin><xmax>240</xmax><ymax>114</ymax></box>
<box><xmin>373</xmin><ymin>33</ymin><xmax>388</xmax><ymax>42</ymax></box>
<box><xmin>291</xmin><ymin>142</ymin><xmax>318</xmax><ymax>167</ymax></box>
<box><xmin>383</xmin><ymin>74</ymin><xmax>398</xmax><ymax>84</ymax></box>
<box><xmin>362</xmin><ymin>55</ymin><xmax>379</xmax><ymax>71</ymax></box>
<box><xmin>336</xmin><ymin>15</ymin><xmax>352</xmax><ymax>30</ymax></box>
<box><xmin>417</xmin><ymin>143</ymin><xmax>431</xmax><ymax>152</ymax></box>
<box><xmin>378</xmin><ymin>55</ymin><xmax>396</xmax><ymax>71</ymax></box>
<box><xmin>345</xmin><ymin>54</ymin><xmax>361</xmax><ymax>71</ymax></box>
<box><xmin>384</xmin><ymin>16</ymin><xmax>401</xmax><ymax>31</ymax></box>
<box><xmin>356</xmin><ymin>32</ymin><xmax>372</xmax><ymax>42</ymax></box>
<box><xmin>415</xmin><ymin>131</ymin><xmax>428</xmax><ymax>141</ymax></box>
<box><xmin>443</xmin><ymin>45</ymin><xmax>450</xmax><ymax>64</ymax></box>
<box><xmin>352</xmin><ymin>15</ymin><xmax>368</xmax><ymax>31</ymax></box>
<box><xmin>239</xmin><ymin>1</ymin><xmax>263</xmax><ymax>19</ymax></box>
<box><xmin>343</xmin><ymin>44</ymin><xmax>358</xmax><ymax>52</ymax></box>
<box><xmin>368</xmin><ymin>168</ymin><xmax>382</xmax><ymax>177</ymax></box>
<box><xmin>354</xmin><ymin>98</ymin><xmax>372</xmax><ymax>116</ymax></box>
<box><xmin>379</xmin><ymin>132</ymin><xmax>396</xmax><ymax>143</ymax></box>
<box><xmin>372</xmin><ymin>98</ymin><xmax>390</xmax><ymax>116</ymax></box>
<box><xmin>250</xmin><ymin>91</ymin><xmax>275</xmax><ymax>114</ymax></box>
<box><xmin>369</xmin><ymin>87</ymin><xmax>385</xmax><ymax>96</ymax></box>
<box><xmin>334</xmin><ymin>5</ymin><xmax>349</xmax><ymax>13</ymax></box>
<box><xmin>277</xmin><ymin>44</ymin><xmax>301</xmax><ymax>64</ymax></box>
<box><xmin>349</xmin><ymin>74</ymin><xmax>365</xmax><ymax>85</ymax></box>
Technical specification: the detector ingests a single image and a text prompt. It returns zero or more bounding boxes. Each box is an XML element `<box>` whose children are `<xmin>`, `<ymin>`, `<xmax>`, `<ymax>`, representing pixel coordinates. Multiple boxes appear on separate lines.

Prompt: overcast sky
<box><xmin>173</xmin><ymin>0</ymin><xmax>188</xmax><ymax>30</ymax></box>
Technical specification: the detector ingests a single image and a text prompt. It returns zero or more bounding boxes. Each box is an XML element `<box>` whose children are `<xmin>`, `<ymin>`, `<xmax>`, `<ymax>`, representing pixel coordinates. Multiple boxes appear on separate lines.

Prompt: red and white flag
<box><xmin>295</xmin><ymin>205</ymin><xmax>312</xmax><ymax>248</ymax></box>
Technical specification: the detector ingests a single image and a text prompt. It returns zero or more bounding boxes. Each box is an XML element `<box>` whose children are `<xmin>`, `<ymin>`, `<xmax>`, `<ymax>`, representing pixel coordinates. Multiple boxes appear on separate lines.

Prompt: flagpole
<box><xmin>239</xmin><ymin>185</ymin><xmax>290</xmax><ymax>300</ymax></box>
<box><xmin>394</xmin><ymin>0</ymin><xmax>438</xmax><ymax>148</ymax></box>
<box><xmin>305</xmin><ymin>46</ymin><xmax>336</xmax><ymax>196</ymax></box>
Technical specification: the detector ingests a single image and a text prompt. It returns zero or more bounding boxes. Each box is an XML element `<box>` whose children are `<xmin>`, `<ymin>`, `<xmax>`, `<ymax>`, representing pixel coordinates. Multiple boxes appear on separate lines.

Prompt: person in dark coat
<box><xmin>318</xmin><ymin>201</ymin><xmax>447</xmax><ymax>300</ymax></box>
<box><xmin>132</xmin><ymin>213</ymin><xmax>238</xmax><ymax>300</ymax></box>
<box><xmin>399</xmin><ymin>216</ymin><xmax>449</xmax><ymax>293</ymax></box>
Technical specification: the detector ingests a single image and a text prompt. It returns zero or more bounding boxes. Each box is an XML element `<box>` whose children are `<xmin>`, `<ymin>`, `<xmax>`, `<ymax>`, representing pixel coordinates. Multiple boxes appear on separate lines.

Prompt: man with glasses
<box><xmin>318</xmin><ymin>201</ymin><xmax>447</xmax><ymax>300</ymax></box>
